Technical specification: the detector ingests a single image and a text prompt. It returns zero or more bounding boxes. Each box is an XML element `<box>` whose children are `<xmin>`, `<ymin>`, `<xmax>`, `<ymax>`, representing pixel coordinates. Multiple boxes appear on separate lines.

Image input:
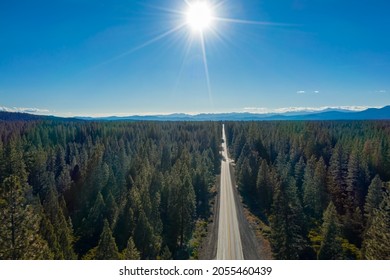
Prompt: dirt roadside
<box><xmin>230</xmin><ymin>164</ymin><xmax>273</xmax><ymax>260</ymax></box>
<box><xmin>198</xmin><ymin>164</ymin><xmax>273</xmax><ymax>260</ymax></box>
<box><xmin>198</xmin><ymin>174</ymin><xmax>219</xmax><ymax>260</ymax></box>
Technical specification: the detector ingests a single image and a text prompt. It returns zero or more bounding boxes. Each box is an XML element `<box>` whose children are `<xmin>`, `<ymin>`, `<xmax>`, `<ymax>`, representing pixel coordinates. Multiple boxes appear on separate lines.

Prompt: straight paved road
<box><xmin>216</xmin><ymin>124</ymin><xmax>244</xmax><ymax>260</ymax></box>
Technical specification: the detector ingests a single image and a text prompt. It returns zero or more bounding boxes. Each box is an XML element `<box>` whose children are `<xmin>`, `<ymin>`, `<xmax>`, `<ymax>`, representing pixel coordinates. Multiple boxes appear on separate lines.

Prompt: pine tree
<box><xmin>238</xmin><ymin>158</ymin><xmax>254</xmax><ymax>195</ymax></box>
<box><xmin>303</xmin><ymin>156</ymin><xmax>321</xmax><ymax>219</ymax></box>
<box><xmin>364</xmin><ymin>175</ymin><xmax>383</xmax><ymax>221</ymax></box>
<box><xmin>165</xmin><ymin>159</ymin><xmax>196</xmax><ymax>255</ymax></box>
<box><xmin>95</xmin><ymin>220</ymin><xmax>120</xmax><ymax>260</ymax></box>
<box><xmin>160</xmin><ymin>245</ymin><xmax>172</xmax><ymax>260</ymax></box>
<box><xmin>270</xmin><ymin>178</ymin><xmax>310</xmax><ymax>259</ymax></box>
<box><xmin>122</xmin><ymin>237</ymin><xmax>140</xmax><ymax>260</ymax></box>
<box><xmin>343</xmin><ymin>206</ymin><xmax>364</xmax><ymax>247</ymax></box>
<box><xmin>134</xmin><ymin>210</ymin><xmax>155</xmax><ymax>259</ymax></box>
<box><xmin>0</xmin><ymin>175</ymin><xmax>51</xmax><ymax>259</ymax></box>
<box><xmin>104</xmin><ymin>191</ymin><xmax>118</xmax><ymax>227</ymax></box>
<box><xmin>77</xmin><ymin>192</ymin><xmax>105</xmax><ymax>255</ymax></box>
<box><xmin>160</xmin><ymin>145</ymin><xmax>172</xmax><ymax>172</ymax></box>
<box><xmin>346</xmin><ymin>149</ymin><xmax>360</xmax><ymax>211</ymax></box>
<box><xmin>4</xmin><ymin>141</ymin><xmax>28</xmax><ymax>181</ymax></box>
<box><xmin>362</xmin><ymin>189</ymin><xmax>390</xmax><ymax>259</ymax></box>
<box><xmin>328</xmin><ymin>144</ymin><xmax>348</xmax><ymax>213</ymax></box>
<box><xmin>114</xmin><ymin>198</ymin><xmax>135</xmax><ymax>250</ymax></box>
<box><xmin>42</xmin><ymin>185</ymin><xmax>76</xmax><ymax>259</ymax></box>
<box><xmin>256</xmin><ymin>159</ymin><xmax>272</xmax><ymax>215</ymax></box>
<box><xmin>313</xmin><ymin>157</ymin><xmax>327</xmax><ymax>212</ymax></box>
<box><xmin>318</xmin><ymin>202</ymin><xmax>343</xmax><ymax>260</ymax></box>
<box><xmin>294</xmin><ymin>156</ymin><xmax>305</xmax><ymax>199</ymax></box>
<box><xmin>40</xmin><ymin>214</ymin><xmax>62</xmax><ymax>259</ymax></box>
<box><xmin>178</xmin><ymin>173</ymin><xmax>196</xmax><ymax>247</ymax></box>
<box><xmin>56</xmin><ymin>168</ymin><xmax>72</xmax><ymax>195</ymax></box>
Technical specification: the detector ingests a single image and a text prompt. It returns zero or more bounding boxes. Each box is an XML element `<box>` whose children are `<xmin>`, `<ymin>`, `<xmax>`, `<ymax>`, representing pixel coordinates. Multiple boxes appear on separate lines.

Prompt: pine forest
<box><xmin>0</xmin><ymin>119</ymin><xmax>389</xmax><ymax>259</ymax></box>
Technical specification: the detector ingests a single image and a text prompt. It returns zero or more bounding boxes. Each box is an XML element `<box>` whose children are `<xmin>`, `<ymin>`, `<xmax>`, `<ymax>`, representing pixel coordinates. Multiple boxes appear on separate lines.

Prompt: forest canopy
<box><xmin>0</xmin><ymin>120</ymin><xmax>220</xmax><ymax>260</ymax></box>
<box><xmin>226</xmin><ymin>121</ymin><xmax>390</xmax><ymax>260</ymax></box>
<box><xmin>0</xmin><ymin>119</ymin><xmax>389</xmax><ymax>260</ymax></box>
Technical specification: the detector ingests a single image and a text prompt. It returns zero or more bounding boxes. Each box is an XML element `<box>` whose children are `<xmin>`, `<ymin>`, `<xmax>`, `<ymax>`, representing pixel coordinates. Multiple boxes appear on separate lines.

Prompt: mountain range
<box><xmin>76</xmin><ymin>106</ymin><xmax>390</xmax><ymax>121</ymax></box>
<box><xmin>1</xmin><ymin>106</ymin><xmax>389</xmax><ymax>121</ymax></box>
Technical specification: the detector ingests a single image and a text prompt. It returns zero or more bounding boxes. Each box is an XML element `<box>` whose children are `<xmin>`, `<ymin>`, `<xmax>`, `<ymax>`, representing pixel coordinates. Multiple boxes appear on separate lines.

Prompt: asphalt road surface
<box><xmin>216</xmin><ymin>124</ymin><xmax>244</xmax><ymax>260</ymax></box>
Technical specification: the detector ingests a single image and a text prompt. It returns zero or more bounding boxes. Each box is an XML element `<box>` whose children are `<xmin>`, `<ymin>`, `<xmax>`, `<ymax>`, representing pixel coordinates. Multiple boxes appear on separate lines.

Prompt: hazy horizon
<box><xmin>0</xmin><ymin>104</ymin><xmax>387</xmax><ymax>118</ymax></box>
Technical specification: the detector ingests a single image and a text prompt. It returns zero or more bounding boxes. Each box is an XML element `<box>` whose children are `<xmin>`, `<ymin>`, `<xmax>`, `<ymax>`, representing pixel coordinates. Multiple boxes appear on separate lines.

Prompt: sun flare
<box><xmin>97</xmin><ymin>0</ymin><xmax>286</xmax><ymax>106</ymax></box>
<box><xmin>186</xmin><ymin>2</ymin><xmax>214</xmax><ymax>32</ymax></box>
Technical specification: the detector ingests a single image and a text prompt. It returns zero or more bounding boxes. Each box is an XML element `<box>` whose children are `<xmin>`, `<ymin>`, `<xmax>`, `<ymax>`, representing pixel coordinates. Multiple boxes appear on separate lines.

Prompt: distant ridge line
<box><xmin>76</xmin><ymin>106</ymin><xmax>390</xmax><ymax>121</ymax></box>
<box><xmin>1</xmin><ymin>106</ymin><xmax>389</xmax><ymax>121</ymax></box>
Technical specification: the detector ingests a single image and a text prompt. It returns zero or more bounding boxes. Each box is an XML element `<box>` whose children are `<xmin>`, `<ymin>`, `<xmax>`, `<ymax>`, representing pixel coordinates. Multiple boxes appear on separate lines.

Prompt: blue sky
<box><xmin>1</xmin><ymin>0</ymin><xmax>389</xmax><ymax>116</ymax></box>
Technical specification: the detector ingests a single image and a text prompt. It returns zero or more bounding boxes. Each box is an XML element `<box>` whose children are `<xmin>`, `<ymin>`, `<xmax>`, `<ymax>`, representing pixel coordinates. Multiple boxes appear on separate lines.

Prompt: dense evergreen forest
<box><xmin>0</xmin><ymin>120</ymin><xmax>221</xmax><ymax>260</ymax></box>
<box><xmin>1</xmin><ymin>119</ymin><xmax>389</xmax><ymax>260</ymax></box>
<box><xmin>226</xmin><ymin>121</ymin><xmax>390</xmax><ymax>259</ymax></box>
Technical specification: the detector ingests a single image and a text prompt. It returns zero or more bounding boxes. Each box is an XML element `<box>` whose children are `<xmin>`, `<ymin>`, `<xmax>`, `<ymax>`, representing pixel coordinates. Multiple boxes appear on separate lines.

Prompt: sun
<box><xmin>98</xmin><ymin>1</ymin><xmax>283</xmax><ymax>105</ymax></box>
<box><xmin>186</xmin><ymin>1</ymin><xmax>214</xmax><ymax>32</ymax></box>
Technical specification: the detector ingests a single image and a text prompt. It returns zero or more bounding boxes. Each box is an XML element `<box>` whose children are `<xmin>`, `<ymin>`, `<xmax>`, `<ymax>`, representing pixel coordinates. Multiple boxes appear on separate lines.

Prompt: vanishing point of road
<box><xmin>216</xmin><ymin>124</ymin><xmax>244</xmax><ymax>259</ymax></box>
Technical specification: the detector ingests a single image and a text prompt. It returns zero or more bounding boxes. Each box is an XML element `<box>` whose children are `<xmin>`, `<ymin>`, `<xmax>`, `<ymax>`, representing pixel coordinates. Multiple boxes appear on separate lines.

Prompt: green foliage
<box><xmin>318</xmin><ymin>202</ymin><xmax>343</xmax><ymax>259</ymax></box>
<box><xmin>303</xmin><ymin>156</ymin><xmax>322</xmax><ymax>219</ymax></box>
<box><xmin>121</xmin><ymin>237</ymin><xmax>140</xmax><ymax>260</ymax></box>
<box><xmin>340</xmin><ymin>238</ymin><xmax>362</xmax><ymax>260</ymax></box>
<box><xmin>226</xmin><ymin>121</ymin><xmax>390</xmax><ymax>260</ymax></box>
<box><xmin>189</xmin><ymin>219</ymin><xmax>208</xmax><ymax>259</ymax></box>
<box><xmin>270</xmin><ymin>178</ymin><xmax>311</xmax><ymax>259</ymax></box>
<box><xmin>364</xmin><ymin>175</ymin><xmax>384</xmax><ymax>221</ymax></box>
<box><xmin>159</xmin><ymin>246</ymin><xmax>172</xmax><ymax>260</ymax></box>
<box><xmin>0</xmin><ymin>121</ymin><xmax>220</xmax><ymax>259</ymax></box>
<box><xmin>256</xmin><ymin>159</ymin><xmax>272</xmax><ymax>215</ymax></box>
<box><xmin>1</xmin><ymin>119</ymin><xmax>389</xmax><ymax>260</ymax></box>
<box><xmin>134</xmin><ymin>209</ymin><xmax>158</xmax><ymax>259</ymax></box>
<box><xmin>95</xmin><ymin>220</ymin><xmax>120</xmax><ymax>260</ymax></box>
<box><xmin>82</xmin><ymin>247</ymin><xmax>97</xmax><ymax>260</ymax></box>
<box><xmin>308</xmin><ymin>228</ymin><xmax>322</xmax><ymax>255</ymax></box>
<box><xmin>0</xmin><ymin>175</ymin><xmax>52</xmax><ymax>259</ymax></box>
<box><xmin>362</xmin><ymin>188</ymin><xmax>390</xmax><ymax>259</ymax></box>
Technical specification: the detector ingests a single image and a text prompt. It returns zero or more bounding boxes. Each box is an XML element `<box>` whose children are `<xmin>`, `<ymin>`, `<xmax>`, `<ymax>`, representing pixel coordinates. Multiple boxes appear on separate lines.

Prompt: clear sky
<box><xmin>1</xmin><ymin>0</ymin><xmax>389</xmax><ymax>116</ymax></box>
